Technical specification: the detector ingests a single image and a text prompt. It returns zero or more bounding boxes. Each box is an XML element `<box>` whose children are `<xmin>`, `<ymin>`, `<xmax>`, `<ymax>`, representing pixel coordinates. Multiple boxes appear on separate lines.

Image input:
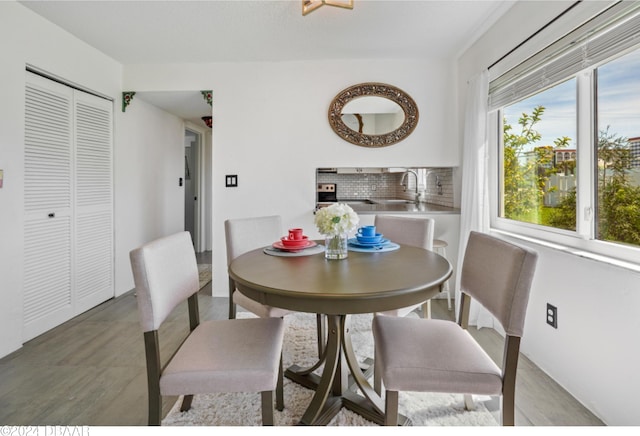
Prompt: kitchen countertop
<box><xmin>317</xmin><ymin>199</ymin><xmax>460</xmax><ymax>214</ymax></box>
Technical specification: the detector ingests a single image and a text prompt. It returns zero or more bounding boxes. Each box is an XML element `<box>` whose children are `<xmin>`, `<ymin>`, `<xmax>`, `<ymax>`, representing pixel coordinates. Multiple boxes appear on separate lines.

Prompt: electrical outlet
<box><xmin>546</xmin><ymin>303</ymin><xmax>558</xmax><ymax>328</ymax></box>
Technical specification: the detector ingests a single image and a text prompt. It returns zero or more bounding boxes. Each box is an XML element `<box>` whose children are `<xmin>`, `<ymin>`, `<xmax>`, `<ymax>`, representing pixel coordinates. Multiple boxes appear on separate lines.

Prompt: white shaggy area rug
<box><xmin>162</xmin><ymin>312</ymin><xmax>498</xmax><ymax>426</ymax></box>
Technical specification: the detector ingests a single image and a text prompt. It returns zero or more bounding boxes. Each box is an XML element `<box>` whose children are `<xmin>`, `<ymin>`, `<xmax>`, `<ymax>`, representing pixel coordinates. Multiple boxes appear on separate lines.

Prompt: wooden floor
<box><xmin>0</xmin><ymin>252</ymin><xmax>603</xmax><ymax>426</ymax></box>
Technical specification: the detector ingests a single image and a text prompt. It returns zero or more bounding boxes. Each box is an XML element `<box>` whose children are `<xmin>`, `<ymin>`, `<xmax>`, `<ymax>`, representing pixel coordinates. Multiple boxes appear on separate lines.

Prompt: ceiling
<box><xmin>20</xmin><ymin>0</ymin><xmax>513</xmax><ymax>127</ymax></box>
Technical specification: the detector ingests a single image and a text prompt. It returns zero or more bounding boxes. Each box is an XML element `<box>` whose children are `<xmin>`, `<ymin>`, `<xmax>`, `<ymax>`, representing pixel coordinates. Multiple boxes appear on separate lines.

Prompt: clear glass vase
<box><xmin>324</xmin><ymin>233</ymin><xmax>348</xmax><ymax>260</ymax></box>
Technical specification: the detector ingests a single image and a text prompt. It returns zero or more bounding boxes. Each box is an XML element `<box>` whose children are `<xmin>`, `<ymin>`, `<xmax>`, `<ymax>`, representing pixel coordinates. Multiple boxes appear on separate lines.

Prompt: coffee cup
<box><xmin>288</xmin><ymin>228</ymin><xmax>304</xmax><ymax>240</ymax></box>
<box><xmin>357</xmin><ymin>226</ymin><xmax>376</xmax><ymax>237</ymax></box>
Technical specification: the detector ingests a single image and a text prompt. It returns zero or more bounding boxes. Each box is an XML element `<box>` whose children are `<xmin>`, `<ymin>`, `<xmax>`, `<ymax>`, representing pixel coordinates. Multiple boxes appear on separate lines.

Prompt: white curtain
<box><xmin>455</xmin><ymin>70</ymin><xmax>495</xmax><ymax>329</ymax></box>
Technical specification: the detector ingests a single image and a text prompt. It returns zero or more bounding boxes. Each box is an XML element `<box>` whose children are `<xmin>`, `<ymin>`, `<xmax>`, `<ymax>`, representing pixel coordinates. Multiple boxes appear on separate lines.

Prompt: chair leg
<box><xmin>373</xmin><ymin>346</ymin><xmax>382</xmax><ymax>395</ymax></box>
<box><xmin>144</xmin><ymin>331</ymin><xmax>162</xmax><ymax>426</ymax></box>
<box><xmin>502</xmin><ymin>394</ymin><xmax>515</xmax><ymax>426</ymax></box>
<box><xmin>502</xmin><ymin>335</ymin><xmax>520</xmax><ymax>426</ymax></box>
<box><xmin>148</xmin><ymin>393</ymin><xmax>161</xmax><ymax>426</ymax></box>
<box><xmin>384</xmin><ymin>390</ymin><xmax>399</xmax><ymax>426</ymax></box>
<box><xmin>422</xmin><ymin>300</ymin><xmax>432</xmax><ymax>319</ymax></box>
<box><xmin>276</xmin><ymin>355</ymin><xmax>284</xmax><ymax>411</ymax></box>
<box><xmin>464</xmin><ymin>394</ymin><xmax>476</xmax><ymax>411</ymax></box>
<box><xmin>180</xmin><ymin>395</ymin><xmax>193</xmax><ymax>412</ymax></box>
<box><xmin>435</xmin><ymin>244</ymin><xmax>453</xmax><ymax>311</ymax></box>
<box><xmin>228</xmin><ymin>279</ymin><xmax>237</xmax><ymax>319</ymax></box>
<box><xmin>261</xmin><ymin>390</ymin><xmax>274</xmax><ymax>426</ymax></box>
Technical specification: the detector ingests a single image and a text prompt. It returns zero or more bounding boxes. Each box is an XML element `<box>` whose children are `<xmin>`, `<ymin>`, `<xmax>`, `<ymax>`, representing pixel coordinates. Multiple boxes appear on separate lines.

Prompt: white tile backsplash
<box><xmin>317</xmin><ymin>168</ymin><xmax>454</xmax><ymax>207</ymax></box>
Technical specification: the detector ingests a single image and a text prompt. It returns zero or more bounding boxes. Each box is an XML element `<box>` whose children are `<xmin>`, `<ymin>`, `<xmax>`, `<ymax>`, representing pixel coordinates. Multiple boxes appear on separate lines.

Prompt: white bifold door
<box><xmin>23</xmin><ymin>71</ymin><xmax>113</xmax><ymax>341</ymax></box>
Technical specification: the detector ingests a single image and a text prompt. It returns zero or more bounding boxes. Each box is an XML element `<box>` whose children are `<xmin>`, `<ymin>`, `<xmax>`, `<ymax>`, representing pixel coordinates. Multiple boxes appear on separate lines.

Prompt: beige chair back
<box><xmin>130</xmin><ymin>231</ymin><xmax>199</xmax><ymax>332</ymax></box>
<box><xmin>372</xmin><ymin>215</ymin><xmax>435</xmax><ymax>321</ymax></box>
<box><xmin>460</xmin><ymin>231</ymin><xmax>538</xmax><ymax>337</ymax></box>
<box><xmin>374</xmin><ymin>215</ymin><xmax>434</xmax><ymax>251</ymax></box>
<box><xmin>225</xmin><ymin>215</ymin><xmax>283</xmax><ymax>265</ymax></box>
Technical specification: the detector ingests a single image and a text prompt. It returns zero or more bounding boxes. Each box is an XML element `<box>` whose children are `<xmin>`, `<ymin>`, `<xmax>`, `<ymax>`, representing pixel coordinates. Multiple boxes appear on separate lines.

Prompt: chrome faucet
<box><xmin>400</xmin><ymin>170</ymin><xmax>420</xmax><ymax>203</ymax></box>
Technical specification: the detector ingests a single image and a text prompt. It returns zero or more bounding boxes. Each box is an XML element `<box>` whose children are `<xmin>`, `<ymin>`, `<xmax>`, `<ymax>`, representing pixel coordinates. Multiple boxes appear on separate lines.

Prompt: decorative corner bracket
<box><xmin>201</xmin><ymin>90</ymin><xmax>213</xmax><ymax>106</ymax></box>
<box><xmin>122</xmin><ymin>92</ymin><xmax>136</xmax><ymax>112</ymax></box>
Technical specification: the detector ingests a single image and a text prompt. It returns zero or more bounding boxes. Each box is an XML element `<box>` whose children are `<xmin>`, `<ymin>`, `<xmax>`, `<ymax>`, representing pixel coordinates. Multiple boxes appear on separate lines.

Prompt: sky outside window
<box><xmin>503</xmin><ymin>47</ymin><xmax>640</xmax><ymax>146</ymax></box>
<box><xmin>597</xmin><ymin>48</ymin><xmax>640</xmax><ymax>140</ymax></box>
<box><xmin>503</xmin><ymin>78</ymin><xmax>577</xmax><ymax>150</ymax></box>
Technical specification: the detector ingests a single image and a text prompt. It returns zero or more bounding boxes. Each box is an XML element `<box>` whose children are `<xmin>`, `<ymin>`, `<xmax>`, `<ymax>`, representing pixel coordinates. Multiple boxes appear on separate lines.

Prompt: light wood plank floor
<box><xmin>0</xmin><ymin>253</ymin><xmax>603</xmax><ymax>426</ymax></box>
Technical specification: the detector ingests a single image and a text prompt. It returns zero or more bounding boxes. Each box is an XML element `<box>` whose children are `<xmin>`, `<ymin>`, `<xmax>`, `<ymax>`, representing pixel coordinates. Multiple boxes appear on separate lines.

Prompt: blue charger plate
<box><xmin>348</xmin><ymin>242</ymin><xmax>400</xmax><ymax>253</ymax></box>
<box><xmin>348</xmin><ymin>237</ymin><xmax>390</xmax><ymax>248</ymax></box>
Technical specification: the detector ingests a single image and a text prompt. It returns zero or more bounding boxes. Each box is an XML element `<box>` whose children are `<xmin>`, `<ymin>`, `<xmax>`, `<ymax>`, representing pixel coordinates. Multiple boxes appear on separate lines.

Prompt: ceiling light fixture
<box><xmin>302</xmin><ymin>0</ymin><xmax>353</xmax><ymax>16</ymax></box>
<box><xmin>202</xmin><ymin>116</ymin><xmax>212</xmax><ymax>128</ymax></box>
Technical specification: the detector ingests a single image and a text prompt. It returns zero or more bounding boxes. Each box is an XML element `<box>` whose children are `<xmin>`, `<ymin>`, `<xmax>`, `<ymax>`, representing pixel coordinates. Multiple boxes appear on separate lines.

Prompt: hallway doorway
<box><xmin>133</xmin><ymin>90</ymin><xmax>213</xmax><ymax>253</ymax></box>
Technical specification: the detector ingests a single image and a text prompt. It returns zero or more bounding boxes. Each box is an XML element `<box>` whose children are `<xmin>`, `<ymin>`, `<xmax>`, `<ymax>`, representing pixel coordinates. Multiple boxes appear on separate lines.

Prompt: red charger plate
<box><xmin>273</xmin><ymin>240</ymin><xmax>317</xmax><ymax>251</ymax></box>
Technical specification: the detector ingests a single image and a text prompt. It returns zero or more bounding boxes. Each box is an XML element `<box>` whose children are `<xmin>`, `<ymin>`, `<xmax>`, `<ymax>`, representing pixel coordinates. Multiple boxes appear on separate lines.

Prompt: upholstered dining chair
<box><xmin>225</xmin><ymin>215</ymin><xmax>326</xmax><ymax>357</ymax></box>
<box><xmin>225</xmin><ymin>215</ymin><xmax>292</xmax><ymax>319</ymax></box>
<box><xmin>130</xmin><ymin>231</ymin><xmax>285</xmax><ymax>425</ymax></box>
<box><xmin>372</xmin><ymin>231</ymin><xmax>538</xmax><ymax>426</ymax></box>
<box><xmin>372</xmin><ymin>215</ymin><xmax>435</xmax><ymax>394</ymax></box>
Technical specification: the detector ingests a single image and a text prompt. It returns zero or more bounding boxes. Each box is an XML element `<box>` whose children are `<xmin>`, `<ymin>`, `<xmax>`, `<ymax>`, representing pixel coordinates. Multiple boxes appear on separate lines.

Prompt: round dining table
<box><xmin>228</xmin><ymin>242</ymin><xmax>452</xmax><ymax>426</ymax></box>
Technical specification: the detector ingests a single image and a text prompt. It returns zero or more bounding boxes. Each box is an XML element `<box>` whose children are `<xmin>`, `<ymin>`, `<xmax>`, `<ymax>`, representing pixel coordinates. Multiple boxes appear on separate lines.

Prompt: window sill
<box><xmin>491</xmin><ymin>228</ymin><xmax>640</xmax><ymax>275</ymax></box>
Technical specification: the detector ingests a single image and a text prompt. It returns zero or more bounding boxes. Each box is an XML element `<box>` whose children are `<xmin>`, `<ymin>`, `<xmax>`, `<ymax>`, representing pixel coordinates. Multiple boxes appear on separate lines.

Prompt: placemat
<box><xmin>347</xmin><ymin>242</ymin><xmax>400</xmax><ymax>253</ymax></box>
<box><xmin>263</xmin><ymin>244</ymin><xmax>325</xmax><ymax>257</ymax></box>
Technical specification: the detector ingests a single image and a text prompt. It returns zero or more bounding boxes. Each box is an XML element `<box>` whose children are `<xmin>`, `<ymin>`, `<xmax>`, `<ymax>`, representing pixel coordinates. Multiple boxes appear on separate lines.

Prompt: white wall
<box><xmin>0</xmin><ymin>3</ymin><xmax>188</xmax><ymax>359</ymax></box>
<box><xmin>457</xmin><ymin>0</ymin><xmax>639</xmax><ymax>425</ymax></box>
<box><xmin>1</xmin><ymin>2</ymin><xmax>459</xmax><ymax>360</ymax></box>
<box><xmin>124</xmin><ymin>58</ymin><xmax>460</xmax><ymax>301</ymax></box>
<box><xmin>114</xmin><ymin>99</ymin><xmax>186</xmax><ymax>296</ymax></box>
<box><xmin>0</xmin><ymin>2</ymin><xmax>122</xmax><ymax>358</ymax></box>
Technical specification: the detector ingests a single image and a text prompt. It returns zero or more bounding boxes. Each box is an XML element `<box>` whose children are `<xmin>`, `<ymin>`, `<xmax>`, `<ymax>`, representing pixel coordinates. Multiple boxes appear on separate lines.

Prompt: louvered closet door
<box><xmin>74</xmin><ymin>91</ymin><xmax>113</xmax><ymax>314</ymax></box>
<box><xmin>24</xmin><ymin>73</ymin><xmax>75</xmax><ymax>340</ymax></box>
<box><xmin>23</xmin><ymin>72</ymin><xmax>114</xmax><ymax>341</ymax></box>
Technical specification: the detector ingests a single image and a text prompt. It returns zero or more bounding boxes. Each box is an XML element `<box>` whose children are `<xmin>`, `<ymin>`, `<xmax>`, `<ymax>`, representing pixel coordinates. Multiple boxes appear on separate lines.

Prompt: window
<box><xmin>596</xmin><ymin>49</ymin><xmax>640</xmax><ymax>247</ymax></box>
<box><xmin>489</xmin><ymin>3</ymin><xmax>640</xmax><ymax>265</ymax></box>
<box><xmin>501</xmin><ymin>78</ymin><xmax>577</xmax><ymax>231</ymax></box>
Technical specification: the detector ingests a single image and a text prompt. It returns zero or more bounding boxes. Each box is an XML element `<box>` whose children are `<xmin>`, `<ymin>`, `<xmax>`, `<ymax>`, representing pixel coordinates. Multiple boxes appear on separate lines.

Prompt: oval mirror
<box><xmin>341</xmin><ymin>96</ymin><xmax>405</xmax><ymax>135</ymax></box>
<box><xmin>328</xmin><ymin>83</ymin><xmax>419</xmax><ymax>147</ymax></box>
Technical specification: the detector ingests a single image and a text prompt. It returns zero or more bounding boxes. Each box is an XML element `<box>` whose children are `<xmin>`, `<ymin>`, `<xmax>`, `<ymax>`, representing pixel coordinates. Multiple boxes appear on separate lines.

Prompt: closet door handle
<box><xmin>48</xmin><ymin>212</ymin><xmax>55</xmax><ymax>218</ymax></box>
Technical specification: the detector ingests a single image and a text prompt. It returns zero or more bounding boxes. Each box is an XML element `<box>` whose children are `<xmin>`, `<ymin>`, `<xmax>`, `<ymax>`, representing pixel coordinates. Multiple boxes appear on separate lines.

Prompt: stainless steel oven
<box><xmin>317</xmin><ymin>183</ymin><xmax>337</xmax><ymax>208</ymax></box>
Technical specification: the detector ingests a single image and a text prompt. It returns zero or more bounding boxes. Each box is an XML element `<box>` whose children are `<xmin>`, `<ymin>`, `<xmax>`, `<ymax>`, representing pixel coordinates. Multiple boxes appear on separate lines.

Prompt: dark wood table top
<box><xmin>229</xmin><ymin>243</ymin><xmax>452</xmax><ymax>315</ymax></box>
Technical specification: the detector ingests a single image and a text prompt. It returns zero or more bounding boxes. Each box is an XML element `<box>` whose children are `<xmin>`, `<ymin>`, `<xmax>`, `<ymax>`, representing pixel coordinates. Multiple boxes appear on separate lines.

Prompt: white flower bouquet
<box><xmin>314</xmin><ymin>202</ymin><xmax>359</xmax><ymax>236</ymax></box>
<box><xmin>315</xmin><ymin>203</ymin><xmax>359</xmax><ymax>260</ymax></box>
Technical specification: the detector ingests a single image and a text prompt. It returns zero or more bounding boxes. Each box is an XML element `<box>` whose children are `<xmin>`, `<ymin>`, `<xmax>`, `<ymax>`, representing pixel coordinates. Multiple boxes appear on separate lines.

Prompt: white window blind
<box><xmin>489</xmin><ymin>1</ymin><xmax>640</xmax><ymax>110</ymax></box>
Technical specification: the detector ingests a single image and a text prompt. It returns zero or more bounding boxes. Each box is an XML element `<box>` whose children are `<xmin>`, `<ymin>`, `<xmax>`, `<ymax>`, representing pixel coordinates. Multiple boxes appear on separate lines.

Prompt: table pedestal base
<box><xmin>285</xmin><ymin>314</ymin><xmax>410</xmax><ymax>426</ymax></box>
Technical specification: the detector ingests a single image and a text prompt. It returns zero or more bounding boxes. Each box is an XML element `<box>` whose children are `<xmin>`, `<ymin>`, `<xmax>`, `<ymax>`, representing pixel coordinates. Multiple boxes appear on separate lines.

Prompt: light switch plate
<box><xmin>225</xmin><ymin>175</ymin><xmax>238</xmax><ymax>187</ymax></box>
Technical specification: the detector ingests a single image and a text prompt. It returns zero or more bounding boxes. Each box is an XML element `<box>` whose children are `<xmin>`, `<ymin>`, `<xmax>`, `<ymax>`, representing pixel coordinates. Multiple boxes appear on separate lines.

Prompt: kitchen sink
<box><xmin>342</xmin><ymin>200</ymin><xmax>373</xmax><ymax>204</ymax></box>
<box><xmin>369</xmin><ymin>199</ymin><xmax>415</xmax><ymax>204</ymax></box>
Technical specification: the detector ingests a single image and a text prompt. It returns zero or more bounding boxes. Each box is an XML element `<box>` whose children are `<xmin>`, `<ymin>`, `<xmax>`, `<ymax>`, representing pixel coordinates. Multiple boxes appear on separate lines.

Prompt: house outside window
<box><xmin>629</xmin><ymin>137</ymin><xmax>640</xmax><ymax>168</ymax></box>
